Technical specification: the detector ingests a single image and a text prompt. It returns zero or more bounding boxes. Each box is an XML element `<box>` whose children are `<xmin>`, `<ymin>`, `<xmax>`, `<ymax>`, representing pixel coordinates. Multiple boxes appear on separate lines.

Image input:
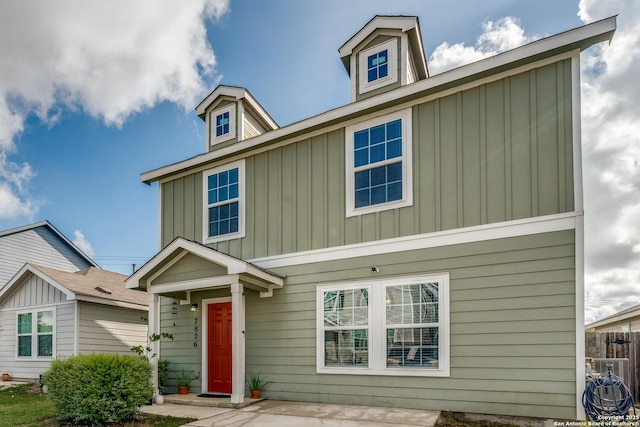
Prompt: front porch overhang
<box><xmin>125</xmin><ymin>238</ymin><xmax>284</xmax><ymax>405</ymax></box>
<box><xmin>125</xmin><ymin>237</ymin><xmax>284</xmax><ymax>298</ymax></box>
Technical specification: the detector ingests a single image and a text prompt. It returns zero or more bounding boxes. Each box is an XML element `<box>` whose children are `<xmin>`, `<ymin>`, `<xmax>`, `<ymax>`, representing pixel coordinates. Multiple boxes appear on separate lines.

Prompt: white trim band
<box><xmin>251</xmin><ymin>212</ymin><xmax>580</xmax><ymax>269</ymax></box>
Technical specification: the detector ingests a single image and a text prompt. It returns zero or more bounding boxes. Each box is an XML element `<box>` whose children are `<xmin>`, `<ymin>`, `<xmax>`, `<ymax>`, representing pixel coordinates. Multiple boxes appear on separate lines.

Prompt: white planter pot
<box><xmin>155</xmin><ymin>394</ymin><xmax>164</xmax><ymax>405</ymax></box>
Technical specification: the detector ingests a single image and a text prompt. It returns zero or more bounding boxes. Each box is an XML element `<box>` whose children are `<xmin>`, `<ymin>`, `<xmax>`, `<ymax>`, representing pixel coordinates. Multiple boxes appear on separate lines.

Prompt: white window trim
<box><xmin>15</xmin><ymin>306</ymin><xmax>56</xmax><ymax>361</ymax></box>
<box><xmin>202</xmin><ymin>159</ymin><xmax>246</xmax><ymax>244</ymax></box>
<box><xmin>210</xmin><ymin>104</ymin><xmax>236</xmax><ymax>146</ymax></box>
<box><xmin>316</xmin><ymin>273</ymin><xmax>450</xmax><ymax>377</ymax></box>
<box><xmin>358</xmin><ymin>39</ymin><xmax>398</xmax><ymax>95</ymax></box>
<box><xmin>345</xmin><ymin>108</ymin><xmax>413</xmax><ymax>217</ymax></box>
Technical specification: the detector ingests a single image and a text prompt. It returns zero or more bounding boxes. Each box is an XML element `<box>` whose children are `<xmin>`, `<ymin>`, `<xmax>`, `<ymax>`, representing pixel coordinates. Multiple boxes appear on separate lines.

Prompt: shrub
<box><xmin>42</xmin><ymin>353</ymin><xmax>153</xmax><ymax>425</ymax></box>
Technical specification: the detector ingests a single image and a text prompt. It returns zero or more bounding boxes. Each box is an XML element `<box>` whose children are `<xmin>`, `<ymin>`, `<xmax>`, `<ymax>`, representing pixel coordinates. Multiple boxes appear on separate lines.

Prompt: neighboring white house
<box><xmin>586</xmin><ymin>303</ymin><xmax>640</xmax><ymax>332</ymax></box>
<box><xmin>0</xmin><ymin>221</ymin><xmax>97</xmax><ymax>290</ymax></box>
<box><xmin>0</xmin><ymin>263</ymin><xmax>148</xmax><ymax>380</ymax></box>
<box><xmin>0</xmin><ymin>221</ymin><xmax>148</xmax><ymax>380</ymax></box>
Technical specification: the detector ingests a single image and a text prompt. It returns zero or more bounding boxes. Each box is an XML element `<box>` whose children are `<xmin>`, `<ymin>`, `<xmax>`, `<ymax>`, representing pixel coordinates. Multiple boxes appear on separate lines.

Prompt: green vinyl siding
<box><xmin>241</xmin><ymin>230</ymin><xmax>577</xmax><ymax>418</ymax></box>
<box><xmin>160</xmin><ymin>59</ymin><xmax>574</xmax><ymax>262</ymax></box>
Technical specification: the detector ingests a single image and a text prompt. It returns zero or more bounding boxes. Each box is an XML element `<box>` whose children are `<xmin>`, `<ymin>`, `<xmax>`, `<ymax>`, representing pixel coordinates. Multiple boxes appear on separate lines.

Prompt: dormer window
<box><xmin>367</xmin><ymin>49</ymin><xmax>388</xmax><ymax>82</ymax></box>
<box><xmin>216</xmin><ymin>111</ymin><xmax>230</xmax><ymax>137</ymax></box>
<box><xmin>210</xmin><ymin>104</ymin><xmax>236</xmax><ymax>145</ymax></box>
<box><xmin>358</xmin><ymin>39</ymin><xmax>398</xmax><ymax>95</ymax></box>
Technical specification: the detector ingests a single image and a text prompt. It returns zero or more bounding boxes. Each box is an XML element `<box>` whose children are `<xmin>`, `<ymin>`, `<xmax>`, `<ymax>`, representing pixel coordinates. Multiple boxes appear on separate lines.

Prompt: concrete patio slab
<box><xmin>143</xmin><ymin>399</ymin><xmax>440</xmax><ymax>427</ymax></box>
<box><xmin>141</xmin><ymin>402</ymin><xmax>234</xmax><ymax>420</ymax></box>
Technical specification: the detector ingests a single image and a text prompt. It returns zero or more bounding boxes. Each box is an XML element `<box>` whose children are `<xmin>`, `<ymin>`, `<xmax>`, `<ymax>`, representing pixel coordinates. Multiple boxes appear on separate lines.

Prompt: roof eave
<box><xmin>141</xmin><ymin>16</ymin><xmax>616</xmax><ymax>185</ymax></box>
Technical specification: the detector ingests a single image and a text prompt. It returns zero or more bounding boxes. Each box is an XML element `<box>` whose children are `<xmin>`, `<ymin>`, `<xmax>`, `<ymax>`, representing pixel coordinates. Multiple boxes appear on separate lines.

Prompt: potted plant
<box><xmin>246</xmin><ymin>371</ymin><xmax>269</xmax><ymax>399</ymax></box>
<box><xmin>176</xmin><ymin>368</ymin><xmax>194</xmax><ymax>395</ymax></box>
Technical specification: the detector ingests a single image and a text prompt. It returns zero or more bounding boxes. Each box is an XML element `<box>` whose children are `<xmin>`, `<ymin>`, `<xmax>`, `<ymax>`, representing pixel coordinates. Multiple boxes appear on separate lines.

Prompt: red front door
<box><xmin>208</xmin><ymin>302</ymin><xmax>232</xmax><ymax>394</ymax></box>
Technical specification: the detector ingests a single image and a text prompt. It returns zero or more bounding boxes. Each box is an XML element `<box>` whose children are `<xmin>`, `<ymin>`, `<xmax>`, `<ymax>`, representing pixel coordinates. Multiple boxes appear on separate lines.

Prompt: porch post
<box><xmin>231</xmin><ymin>282</ymin><xmax>244</xmax><ymax>404</ymax></box>
<box><xmin>148</xmin><ymin>292</ymin><xmax>160</xmax><ymax>397</ymax></box>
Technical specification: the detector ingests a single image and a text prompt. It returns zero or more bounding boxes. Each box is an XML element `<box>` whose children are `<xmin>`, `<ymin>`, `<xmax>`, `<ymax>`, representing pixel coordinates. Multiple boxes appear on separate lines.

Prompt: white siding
<box><xmin>0</xmin><ymin>301</ymin><xmax>75</xmax><ymax>380</ymax></box>
<box><xmin>77</xmin><ymin>302</ymin><xmax>147</xmax><ymax>354</ymax></box>
<box><xmin>0</xmin><ymin>226</ymin><xmax>92</xmax><ymax>290</ymax></box>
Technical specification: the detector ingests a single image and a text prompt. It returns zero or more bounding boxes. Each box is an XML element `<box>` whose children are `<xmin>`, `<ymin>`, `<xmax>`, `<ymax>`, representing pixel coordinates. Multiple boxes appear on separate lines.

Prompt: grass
<box><xmin>437</xmin><ymin>412</ymin><xmax>526</xmax><ymax>427</ymax></box>
<box><xmin>0</xmin><ymin>384</ymin><xmax>196</xmax><ymax>427</ymax></box>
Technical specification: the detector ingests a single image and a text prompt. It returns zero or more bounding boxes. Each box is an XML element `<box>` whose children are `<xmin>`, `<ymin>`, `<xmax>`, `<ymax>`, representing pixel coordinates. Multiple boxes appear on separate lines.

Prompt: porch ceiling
<box><xmin>125</xmin><ymin>238</ymin><xmax>284</xmax><ymax>297</ymax></box>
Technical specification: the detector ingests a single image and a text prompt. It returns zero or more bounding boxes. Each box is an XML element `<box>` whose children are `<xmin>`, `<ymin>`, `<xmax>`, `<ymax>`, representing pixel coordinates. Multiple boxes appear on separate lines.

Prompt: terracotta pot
<box><xmin>1</xmin><ymin>373</ymin><xmax>9</xmax><ymax>382</ymax></box>
<box><xmin>177</xmin><ymin>386</ymin><xmax>189</xmax><ymax>395</ymax></box>
<box><xmin>250</xmin><ymin>389</ymin><xmax>261</xmax><ymax>399</ymax></box>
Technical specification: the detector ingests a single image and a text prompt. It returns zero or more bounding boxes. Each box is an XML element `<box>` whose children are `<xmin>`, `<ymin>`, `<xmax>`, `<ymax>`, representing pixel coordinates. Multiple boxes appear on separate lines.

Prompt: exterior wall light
<box><xmin>191</xmin><ymin>303</ymin><xmax>198</xmax><ymax>312</ymax></box>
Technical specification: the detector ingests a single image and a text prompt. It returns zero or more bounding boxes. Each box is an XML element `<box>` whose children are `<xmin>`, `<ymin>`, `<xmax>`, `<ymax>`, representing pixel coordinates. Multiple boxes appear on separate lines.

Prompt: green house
<box><xmin>126</xmin><ymin>15</ymin><xmax>617</xmax><ymax>419</ymax></box>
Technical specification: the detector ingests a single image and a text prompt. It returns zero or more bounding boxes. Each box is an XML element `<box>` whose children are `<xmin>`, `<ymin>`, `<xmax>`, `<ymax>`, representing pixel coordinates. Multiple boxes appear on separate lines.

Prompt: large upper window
<box><xmin>317</xmin><ymin>274</ymin><xmax>449</xmax><ymax>377</ymax></box>
<box><xmin>203</xmin><ymin>160</ymin><xmax>245</xmax><ymax>243</ymax></box>
<box><xmin>358</xmin><ymin>39</ymin><xmax>398</xmax><ymax>95</ymax></box>
<box><xmin>17</xmin><ymin>308</ymin><xmax>55</xmax><ymax>359</ymax></box>
<box><xmin>345</xmin><ymin>108</ymin><xmax>412</xmax><ymax>217</ymax></box>
<box><xmin>210</xmin><ymin>104</ymin><xmax>236</xmax><ymax>145</ymax></box>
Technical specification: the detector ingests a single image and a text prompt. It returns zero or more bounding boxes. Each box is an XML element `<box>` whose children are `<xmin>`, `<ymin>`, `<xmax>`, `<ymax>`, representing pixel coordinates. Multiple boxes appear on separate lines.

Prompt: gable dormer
<box><xmin>195</xmin><ymin>85</ymin><xmax>278</xmax><ymax>152</ymax></box>
<box><xmin>339</xmin><ymin>16</ymin><xmax>428</xmax><ymax>102</ymax></box>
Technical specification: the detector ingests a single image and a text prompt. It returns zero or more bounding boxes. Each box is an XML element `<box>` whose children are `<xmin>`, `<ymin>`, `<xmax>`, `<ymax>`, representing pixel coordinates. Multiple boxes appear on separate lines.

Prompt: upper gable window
<box><xmin>345</xmin><ymin>108</ymin><xmax>413</xmax><ymax>217</ymax></box>
<box><xmin>210</xmin><ymin>104</ymin><xmax>236</xmax><ymax>145</ymax></box>
<box><xmin>358</xmin><ymin>39</ymin><xmax>398</xmax><ymax>95</ymax></box>
<box><xmin>203</xmin><ymin>160</ymin><xmax>245</xmax><ymax>243</ymax></box>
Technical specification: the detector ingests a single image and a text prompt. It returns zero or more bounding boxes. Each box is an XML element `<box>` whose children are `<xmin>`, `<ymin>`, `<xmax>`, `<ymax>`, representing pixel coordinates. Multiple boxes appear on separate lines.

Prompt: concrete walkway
<box><xmin>142</xmin><ymin>399</ymin><xmax>441</xmax><ymax>427</ymax></box>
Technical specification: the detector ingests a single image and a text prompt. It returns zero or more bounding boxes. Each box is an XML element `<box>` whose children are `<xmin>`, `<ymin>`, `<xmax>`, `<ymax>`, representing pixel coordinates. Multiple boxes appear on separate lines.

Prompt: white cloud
<box><xmin>425</xmin><ymin>3</ymin><xmax>640</xmax><ymax>324</ymax></box>
<box><xmin>0</xmin><ymin>0</ymin><xmax>229</xmax><ymax>220</ymax></box>
<box><xmin>72</xmin><ymin>230</ymin><xmax>95</xmax><ymax>259</ymax></box>
<box><xmin>578</xmin><ymin>0</ymin><xmax>640</xmax><ymax>323</ymax></box>
<box><xmin>428</xmin><ymin>17</ymin><xmax>536</xmax><ymax>75</ymax></box>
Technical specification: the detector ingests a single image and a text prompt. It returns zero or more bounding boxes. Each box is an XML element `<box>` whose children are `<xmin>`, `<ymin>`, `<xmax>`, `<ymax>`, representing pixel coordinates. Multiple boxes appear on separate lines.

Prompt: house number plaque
<box><xmin>193</xmin><ymin>318</ymin><xmax>198</xmax><ymax>347</ymax></box>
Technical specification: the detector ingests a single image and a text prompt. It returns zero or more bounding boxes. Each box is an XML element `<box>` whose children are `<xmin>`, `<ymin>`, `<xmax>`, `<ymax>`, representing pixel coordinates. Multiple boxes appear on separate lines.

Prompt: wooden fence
<box><xmin>585</xmin><ymin>331</ymin><xmax>640</xmax><ymax>401</ymax></box>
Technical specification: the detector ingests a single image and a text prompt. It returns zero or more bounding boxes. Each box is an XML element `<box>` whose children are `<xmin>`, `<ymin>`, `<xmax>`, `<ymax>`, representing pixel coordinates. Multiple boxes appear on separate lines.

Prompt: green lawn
<box><xmin>0</xmin><ymin>384</ymin><xmax>195</xmax><ymax>427</ymax></box>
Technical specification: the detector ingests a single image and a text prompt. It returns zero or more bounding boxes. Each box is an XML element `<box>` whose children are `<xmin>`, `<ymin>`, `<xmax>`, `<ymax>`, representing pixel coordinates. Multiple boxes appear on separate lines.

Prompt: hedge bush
<box><xmin>42</xmin><ymin>353</ymin><xmax>153</xmax><ymax>425</ymax></box>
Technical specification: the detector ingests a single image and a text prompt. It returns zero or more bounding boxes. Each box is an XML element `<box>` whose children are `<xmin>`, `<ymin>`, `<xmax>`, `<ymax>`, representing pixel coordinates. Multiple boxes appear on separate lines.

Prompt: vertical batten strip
<box><xmin>530</xmin><ymin>69</ymin><xmax>539</xmax><ymax>218</ymax></box>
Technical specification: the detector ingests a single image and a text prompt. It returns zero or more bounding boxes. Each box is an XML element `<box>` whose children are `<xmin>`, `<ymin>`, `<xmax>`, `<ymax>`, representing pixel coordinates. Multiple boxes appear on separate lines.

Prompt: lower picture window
<box><xmin>17</xmin><ymin>309</ymin><xmax>54</xmax><ymax>359</ymax></box>
<box><xmin>317</xmin><ymin>274</ymin><xmax>449</xmax><ymax>377</ymax></box>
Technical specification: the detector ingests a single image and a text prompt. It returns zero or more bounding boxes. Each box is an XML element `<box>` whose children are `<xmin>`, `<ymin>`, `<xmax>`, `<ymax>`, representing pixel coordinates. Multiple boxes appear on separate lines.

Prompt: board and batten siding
<box><xmin>160</xmin><ymin>59</ymin><xmax>574</xmax><ymax>261</ymax></box>
<box><xmin>245</xmin><ymin>230</ymin><xmax>577</xmax><ymax>419</ymax></box>
<box><xmin>0</xmin><ymin>274</ymin><xmax>75</xmax><ymax>379</ymax></box>
<box><xmin>77</xmin><ymin>302</ymin><xmax>147</xmax><ymax>354</ymax></box>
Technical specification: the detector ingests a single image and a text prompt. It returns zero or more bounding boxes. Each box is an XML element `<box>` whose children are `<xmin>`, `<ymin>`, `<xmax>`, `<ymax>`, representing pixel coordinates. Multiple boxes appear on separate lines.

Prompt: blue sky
<box><xmin>0</xmin><ymin>0</ymin><xmax>638</xmax><ymax>323</ymax></box>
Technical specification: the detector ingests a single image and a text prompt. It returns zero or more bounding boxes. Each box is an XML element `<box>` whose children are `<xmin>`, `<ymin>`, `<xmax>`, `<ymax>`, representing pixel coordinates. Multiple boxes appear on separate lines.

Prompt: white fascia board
<box><xmin>75</xmin><ymin>295</ymin><xmax>148</xmax><ymax>311</ymax></box>
<box><xmin>127</xmin><ymin>237</ymin><xmax>283</xmax><ymax>290</ymax></box>
<box><xmin>339</xmin><ymin>16</ymin><xmax>419</xmax><ymax>58</ymax></box>
<box><xmin>243</xmin><ymin>92</ymin><xmax>279</xmax><ymax>130</ymax></box>
<box><xmin>147</xmin><ymin>275</ymin><xmax>239</xmax><ymax>295</ymax></box>
<box><xmin>196</xmin><ymin>86</ymin><xmax>247</xmax><ymax>117</ymax></box>
<box><xmin>585</xmin><ymin>308</ymin><xmax>640</xmax><ymax>330</ymax></box>
<box><xmin>250</xmin><ymin>212</ymin><xmax>580</xmax><ymax>269</ymax></box>
<box><xmin>0</xmin><ymin>263</ymin><xmax>76</xmax><ymax>302</ymax></box>
<box><xmin>141</xmin><ymin>16</ymin><xmax>616</xmax><ymax>185</ymax></box>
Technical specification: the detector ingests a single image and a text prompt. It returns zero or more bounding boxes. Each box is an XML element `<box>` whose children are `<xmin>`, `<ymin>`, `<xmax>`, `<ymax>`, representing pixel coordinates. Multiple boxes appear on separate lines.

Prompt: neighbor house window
<box><xmin>345</xmin><ymin>108</ymin><xmax>412</xmax><ymax>217</ymax></box>
<box><xmin>17</xmin><ymin>308</ymin><xmax>55</xmax><ymax>359</ymax></box>
<box><xmin>210</xmin><ymin>104</ymin><xmax>236</xmax><ymax>145</ymax></box>
<box><xmin>203</xmin><ymin>160</ymin><xmax>245</xmax><ymax>243</ymax></box>
<box><xmin>317</xmin><ymin>274</ymin><xmax>449</xmax><ymax>377</ymax></box>
<box><xmin>358</xmin><ymin>39</ymin><xmax>398</xmax><ymax>94</ymax></box>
